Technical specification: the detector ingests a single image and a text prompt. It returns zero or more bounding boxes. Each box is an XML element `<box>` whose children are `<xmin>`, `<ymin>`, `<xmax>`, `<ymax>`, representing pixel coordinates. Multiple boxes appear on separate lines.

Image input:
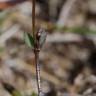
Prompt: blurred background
<box><xmin>0</xmin><ymin>0</ymin><xmax>96</xmax><ymax>96</ymax></box>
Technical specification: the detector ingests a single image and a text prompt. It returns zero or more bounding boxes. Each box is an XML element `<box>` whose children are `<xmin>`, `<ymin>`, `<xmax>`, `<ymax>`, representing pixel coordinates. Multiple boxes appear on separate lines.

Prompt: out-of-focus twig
<box><xmin>57</xmin><ymin>0</ymin><xmax>77</xmax><ymax>27</ymax></box>
<box><xmin>47</xmin><ymin>33</ymin><xmax>82</xmax><ymax>43</ymax></box>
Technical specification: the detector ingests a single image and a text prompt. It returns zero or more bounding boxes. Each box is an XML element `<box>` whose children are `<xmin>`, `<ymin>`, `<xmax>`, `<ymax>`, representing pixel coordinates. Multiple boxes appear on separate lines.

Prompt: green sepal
<box><xmin>24</xmin><ymin>32</ymin><xmax>34</xmax><ymax>48</ymax></box>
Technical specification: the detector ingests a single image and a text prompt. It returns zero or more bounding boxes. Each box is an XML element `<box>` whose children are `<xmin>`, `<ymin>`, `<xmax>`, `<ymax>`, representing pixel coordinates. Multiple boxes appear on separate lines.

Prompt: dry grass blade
<box><xmin>57</xmin><ymin>0</ymin><xmax>77</xmax><ymax>27</ymax></box>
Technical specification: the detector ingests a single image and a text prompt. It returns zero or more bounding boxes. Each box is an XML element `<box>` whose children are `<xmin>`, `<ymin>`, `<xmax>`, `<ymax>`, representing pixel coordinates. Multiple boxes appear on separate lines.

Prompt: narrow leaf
<box><xmin>39</xmin><ymin>30</ymin><xmax>47</xmax><ymax>48</ymax></box>
<box><xmin>24</xmin><ymin>32</ymin><xmax>34</xmax><ymax>48</ymax></box>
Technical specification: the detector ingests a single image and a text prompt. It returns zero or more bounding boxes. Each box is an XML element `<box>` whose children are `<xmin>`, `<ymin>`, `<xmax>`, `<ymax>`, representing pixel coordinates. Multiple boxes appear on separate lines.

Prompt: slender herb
<box><xmin>32</xmin><ymin>0</ymin><xmax>41</xmax><ymax>96</ymax></box>
<box><xmin>25</xmin><ymin>1</ymin><xmax>47</xmax><ymax>96</ymax></box>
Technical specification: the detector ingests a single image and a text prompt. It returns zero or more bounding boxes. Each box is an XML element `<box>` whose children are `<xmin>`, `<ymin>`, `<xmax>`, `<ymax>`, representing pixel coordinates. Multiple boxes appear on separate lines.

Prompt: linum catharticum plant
<box><xmin>25</xmin><ymin>0</ymin><xmax>47</xmax><ymax>96</ymax></box>
<box><xmin>24</xmin><ymin>0</ymin><xmax>47</xmax><ymax>96</ymax></box>
<box><xmin>26</xmin><ymin>0</ymin><xmax>47</xmax><ymax>96</ymax></box>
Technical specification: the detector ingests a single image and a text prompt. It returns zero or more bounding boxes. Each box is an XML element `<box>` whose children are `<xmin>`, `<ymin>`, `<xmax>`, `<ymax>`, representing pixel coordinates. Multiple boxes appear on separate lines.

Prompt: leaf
<box><xmin>72</xmin><ymin>27</ymin><xmax>89</xmax><ymax>34</ymax></box>
<box><xmin>24</xmin><ymin>32</ymin><xmax>34</xmax><ymax>48</ymax></box>
<box><xmin>39</xmin><ymin>29</ymin><xmax>47</xmax><ymax>48</ymax></box>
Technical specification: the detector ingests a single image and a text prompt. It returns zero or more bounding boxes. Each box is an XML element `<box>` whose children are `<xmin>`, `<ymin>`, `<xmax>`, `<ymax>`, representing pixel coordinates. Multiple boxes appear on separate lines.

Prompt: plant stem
<box><xmin>35</xmin><ymin>50</ymin><xmax>41</xmax><ymax>96</ymax></box>
<box><xmin>32</xmin><ymin>0</ymin><xmax>36</xmax><ymax>38</ymax></box>
<box><xmin>32</xmin><ymin>0</ymin><xmax>41</xmax><ymax>96</ymax></box>
<box><xmin>34</xmin><ymin>38</ymin><xmax>41</xmax><ymax>96</ymax></box>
